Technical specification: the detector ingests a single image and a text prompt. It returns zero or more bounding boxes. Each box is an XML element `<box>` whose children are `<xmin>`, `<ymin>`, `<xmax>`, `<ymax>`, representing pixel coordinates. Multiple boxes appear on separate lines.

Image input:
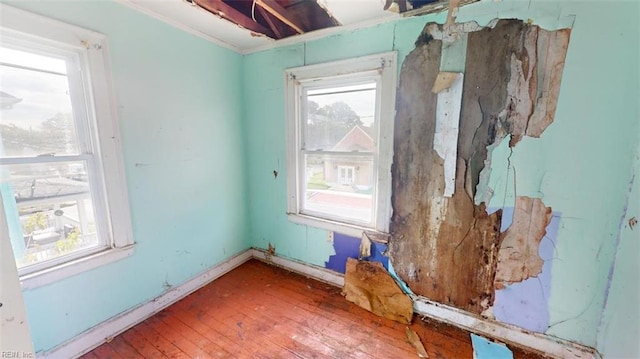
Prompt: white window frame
<box><xmin>0</xmin><ymin>5</ymin><xmax>134</xmax><ymax>289</ymax></box>
<box><xmin>285</xmin><ymin>52</ymin><xmax>397</xmax><ymax>237</ymax></box>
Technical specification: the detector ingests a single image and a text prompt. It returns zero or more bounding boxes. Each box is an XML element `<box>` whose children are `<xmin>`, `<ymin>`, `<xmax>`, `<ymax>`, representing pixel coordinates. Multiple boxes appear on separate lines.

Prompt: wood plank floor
<box><xmin>82</xmin><ymin>259</ymin><xmax>549</xmax><ymax>359</ymax></box>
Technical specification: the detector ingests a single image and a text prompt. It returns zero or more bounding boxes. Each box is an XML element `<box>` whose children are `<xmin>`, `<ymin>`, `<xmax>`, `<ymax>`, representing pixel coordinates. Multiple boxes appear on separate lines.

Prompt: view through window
<box><xmin>0</xmin><ymin>44</ymin><xmax>103</xmax><ymax>271</ymax></box>
<box><xmin>302</xmin><ymin>82</ymin><xmax>377</xmax><ymax>225</ymax></box>
<box><xmin>286</xmin><ymin>52</ymin><xmax>396</xmax><ymax>234</ymax></box>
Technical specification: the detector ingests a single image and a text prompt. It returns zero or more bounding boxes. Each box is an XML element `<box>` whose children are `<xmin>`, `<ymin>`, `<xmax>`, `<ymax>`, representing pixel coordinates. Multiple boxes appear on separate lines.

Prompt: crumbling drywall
<box><xmin>495</xmin><ymin>196</ymin><xmax>552</xmax><ymax>289</ymax></box>
<box><xmin>389</xmin><ymin>19</ymin><xmax>570</xmax><ymax>314</ymax></box>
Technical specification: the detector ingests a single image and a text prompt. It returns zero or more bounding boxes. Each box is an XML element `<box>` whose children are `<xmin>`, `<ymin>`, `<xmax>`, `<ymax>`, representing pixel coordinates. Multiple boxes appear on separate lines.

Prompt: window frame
<box><xmin>0</xmin><ymin>4</ymin><xmax>134</xmax><ymax>288</ymax></box>
<box><xmin>285</xmin><ymin>52</ymin><xmax>397</xmax><ymax>237</ymax></box>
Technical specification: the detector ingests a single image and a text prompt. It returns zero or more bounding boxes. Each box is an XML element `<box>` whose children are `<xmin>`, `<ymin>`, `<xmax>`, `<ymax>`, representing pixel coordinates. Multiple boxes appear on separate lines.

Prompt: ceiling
<box><xmin>116</xmin><ymin>0</ymin><xmax>447</xmax><ymax>53</ymax></box>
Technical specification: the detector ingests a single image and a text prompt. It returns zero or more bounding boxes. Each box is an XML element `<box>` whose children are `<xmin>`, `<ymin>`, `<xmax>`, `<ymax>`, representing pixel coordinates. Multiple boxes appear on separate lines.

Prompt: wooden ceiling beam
<box><xmin>194</xmin><ymin>0</ymin><xmax>275</xmax><ymax>38</ymax></box>
<box><xmin>257</xmin><ymin>6</ymin><xmax>284</xmax><ymax>39</ymax></box>
<box><xmin>255</xmin><ymin>0</ymin><xmax>306</xmax><ymax>34</ymax></box>
<box><xmin>397</xmin><ymin>0</ymin><xmax>408</xmax><ymax>12</ymax></box>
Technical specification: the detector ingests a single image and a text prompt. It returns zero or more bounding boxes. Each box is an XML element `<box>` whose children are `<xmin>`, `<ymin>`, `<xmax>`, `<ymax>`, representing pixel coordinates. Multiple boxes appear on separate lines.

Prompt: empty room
<box><xmin>0</xmin><ymin>0</ymin><xmax>638</xmax><ymax>358</ymax></box>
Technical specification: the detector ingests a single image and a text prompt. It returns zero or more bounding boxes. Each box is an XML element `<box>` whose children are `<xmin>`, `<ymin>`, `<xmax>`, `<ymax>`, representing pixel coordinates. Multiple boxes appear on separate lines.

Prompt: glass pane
<box><xmin>0</xmin><ymin>46</ymin><xmax>80</xmax><ymax>157</ymax></box>
<box><xmin>304</xmin><ymin>82</ymin><xmax>377</xmax><ymax>151</ymax></box>
<box><xmin>302</xmin><ymin>153</ymin><xmax>374</xmax><ymax>224</ymax></box>
<box><xmin>0</xmin><ymin>47</ymin><xmax>67</xmax><ymax>74</ymax></box>
<box><xmin>0</xmin><ymin>161</ymin><xmax>101</xmax><ymax>268</ymax></box>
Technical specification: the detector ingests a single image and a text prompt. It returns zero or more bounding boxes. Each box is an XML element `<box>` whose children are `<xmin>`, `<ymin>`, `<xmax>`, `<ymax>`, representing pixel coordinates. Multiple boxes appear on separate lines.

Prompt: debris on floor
<box><xmin>470</xmin><ymin>333</ymin><xmax>514</xmax><ymax>359</ymax></box>
<box><xmin>343</xmin><ymin>257</ymin><xmax>413</xmax><ymax>324</ymax></box>
<box><xmin>406</xmin><ymin>327</ymin><xmax>430</xmax><ymax>358</ymax></box>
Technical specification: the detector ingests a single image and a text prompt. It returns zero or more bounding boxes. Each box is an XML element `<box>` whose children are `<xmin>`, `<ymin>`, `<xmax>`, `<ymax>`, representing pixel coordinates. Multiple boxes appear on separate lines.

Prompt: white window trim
<box><xmin>285</xmin><ymin>52</ymin><xmax>397</xmax><ymax>237</ymax></box>
<box><xmin>0</xmin><ymin>4</ymin><xmax>134</xmax><ymax>288</ymax></box>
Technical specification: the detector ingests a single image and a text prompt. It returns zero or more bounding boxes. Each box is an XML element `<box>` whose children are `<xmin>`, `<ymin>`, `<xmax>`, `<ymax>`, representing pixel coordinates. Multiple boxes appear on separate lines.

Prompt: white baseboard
<box><xmin>40</xmin><ymin>248</ymin><xmax>599</xmax><ymax>359</ymax></box>
<box><xmin>250</xmin><ymin>248</ymin><xmax>599</xmax><ymax>359</ymax></box>
<box><xmin>249</xmin><ymin>248</ymin><xmax>345</xmax><ymax>287</ymax></box>
<box><xmin>412</xmin><ymin>297</ymin><xmax>600</xmax><ymax>359</ymax></box>
<box><xmin>39</xmin><ymin>249</ymin><xmax>253</xmax><ymax>359</ymax></box>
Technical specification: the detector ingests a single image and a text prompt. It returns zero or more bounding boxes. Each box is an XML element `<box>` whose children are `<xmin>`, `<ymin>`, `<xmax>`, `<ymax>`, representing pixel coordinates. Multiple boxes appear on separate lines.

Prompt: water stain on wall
<box><xmin>389</xmin><ymin>19</ymin><xmax>571</xmax><ymax>314</ymax></box>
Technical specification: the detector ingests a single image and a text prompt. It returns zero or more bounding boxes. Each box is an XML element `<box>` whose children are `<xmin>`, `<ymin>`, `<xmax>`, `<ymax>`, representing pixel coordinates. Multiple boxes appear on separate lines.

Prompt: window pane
<box><xmin>304</xmin><ymin>82</ymin><xmax>376</xmax><ymax>151</ymax></box>
<box><xmin>1</xmin><ymin>161</ymin><xmax>101</xmax><ymax>268</ymax></box>
<box><xmin>0</xmin><ymin>47</ymin><xmax>67</xmax><ymax>74</ymax></box>
<box><xmin>0</xmin><ymin>47</ymin><xmax>80</xmax><ymax>157</ymax></box>
<box><xmin>302</xmin><ymin>153</ymin><xmax>374</xmax><ymax>224</ymax></box>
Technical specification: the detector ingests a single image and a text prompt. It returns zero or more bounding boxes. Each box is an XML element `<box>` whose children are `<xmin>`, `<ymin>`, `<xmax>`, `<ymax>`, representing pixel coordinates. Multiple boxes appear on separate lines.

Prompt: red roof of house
<box><xmin>331</xmin><ymin>125</ymin><xmax>375</xmax><ymax>152</ymax></box>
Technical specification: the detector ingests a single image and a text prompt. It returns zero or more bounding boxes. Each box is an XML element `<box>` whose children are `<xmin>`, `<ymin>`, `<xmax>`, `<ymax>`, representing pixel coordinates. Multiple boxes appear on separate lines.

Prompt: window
<box><xmin>285</xmin><ymin>52</ymin><xmax>396</xmax><ymax>236</ymax></box>
<box><xmin>0</xmin><ymin>5</ymin><xmax>133</xmax><ymax>287</ymax></box>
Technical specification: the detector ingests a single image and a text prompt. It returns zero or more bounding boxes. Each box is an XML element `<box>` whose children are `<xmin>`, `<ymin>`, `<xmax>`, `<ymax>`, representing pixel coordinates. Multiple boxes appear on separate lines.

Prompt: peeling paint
<box><xmin>470</xmin><ymin>334</ymin><xmax>513</xmax><ymax>359</ymax></box>
<box><xmin>390</xmin><ymin>19</ymin><xmax>571</xmax><ymax>315</ymax></box>
<box><xmin>390</xmin><ymin>21</ymin><xmax>502</xmax><ymax>314</ymax></box>
<box><xmin>434</xmin><ymin>72</ymin><xmax>463</xmax><ymax>197</ymax></box>
<box><xmin>493</xmin><ymin>208</ymin><xmax>560</xmax><ymax>333</ymax></box>
<box><xmin>325</xmin><ymin>233</ymin><xmax>388</xmax><ymax>273</ymax></box>
<box><xmin>495</xmin><ymin>197</ymin><xmax>552</xmax><ymax>289</ymax></box>
<box><xmin>459</xmin><ymin>20</ymin><xmax>571</xmax><ymax>198</ymax></box>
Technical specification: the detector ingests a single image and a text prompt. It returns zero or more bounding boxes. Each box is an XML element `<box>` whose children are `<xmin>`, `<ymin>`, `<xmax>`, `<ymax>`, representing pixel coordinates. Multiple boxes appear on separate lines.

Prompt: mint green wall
<box><xmin>3</xmin><ymin>1</ymin><xmax>249</xmax><ymax>352</ymax></box>
<box><xmin>597</xmin><ymin>139</ymin><xmax>640</xmax><ymax>358</ymax></box>
<box><xmin>244</xmin><ymin>0</ymin><xmax>639</xmax><ymax>351</ymax></box>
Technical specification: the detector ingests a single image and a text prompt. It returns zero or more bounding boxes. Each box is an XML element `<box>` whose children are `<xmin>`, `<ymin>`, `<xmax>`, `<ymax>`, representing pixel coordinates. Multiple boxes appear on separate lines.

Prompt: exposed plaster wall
<box><xmin>389</xmin><ymin>18</ymin><xmax>569</xmax><ymax>316</ymax></box>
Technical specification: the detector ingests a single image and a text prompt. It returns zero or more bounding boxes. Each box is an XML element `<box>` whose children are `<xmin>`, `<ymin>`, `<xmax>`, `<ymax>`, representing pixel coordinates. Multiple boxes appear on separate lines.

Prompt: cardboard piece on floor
<box><xmin>343</xmin><ymin>258</ymin><xmax>413</xmax><ymax>324</ymax></box>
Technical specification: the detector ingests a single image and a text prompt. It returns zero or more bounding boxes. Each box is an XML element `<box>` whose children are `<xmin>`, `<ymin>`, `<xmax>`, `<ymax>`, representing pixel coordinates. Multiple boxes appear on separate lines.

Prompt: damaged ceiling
<box><xmin>117</xmin><ymin>0</ymin><xmax>475</xmax><ymax>52</ymax></box>
<box><xmin>186</xmin><ymin>0</ymin><xmax>341</xmax><ymax>40</ymax></box>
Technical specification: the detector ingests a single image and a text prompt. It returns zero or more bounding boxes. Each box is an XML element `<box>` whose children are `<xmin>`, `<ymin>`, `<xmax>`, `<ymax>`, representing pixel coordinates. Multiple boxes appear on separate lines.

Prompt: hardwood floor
<box><xmin>81</xmin><ymin>259</ymin><xmax>548</xmax><ymax>359</ymax></box>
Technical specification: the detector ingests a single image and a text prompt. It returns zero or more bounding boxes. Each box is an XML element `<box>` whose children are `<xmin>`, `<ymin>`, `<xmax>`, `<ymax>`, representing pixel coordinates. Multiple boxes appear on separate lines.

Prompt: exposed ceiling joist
<box><xmin>257</xmin><ymin>6</ymin><xmax>284</xmax><ymax>39</ymax></box>
<box><xmin>255</xmin><ymin>0</ymin><xmax>306</xmax><ymax>34</ymax></box>
<box><xmin>193</xmin><ymin>0</ymin><xmax>274</xmax><ymax>38</ymax></box>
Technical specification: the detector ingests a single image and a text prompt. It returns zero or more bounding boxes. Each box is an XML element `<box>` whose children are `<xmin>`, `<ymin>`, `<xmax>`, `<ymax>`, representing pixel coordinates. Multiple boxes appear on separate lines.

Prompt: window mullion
<box><xmin>301</xmin><ymin>150</ymin><xmax>375</xmax><ymax>157</ymax></box>
<box><xmin>0</xmin><ymin>154</ymin><xmax>92</xmax><ymax>166</ymax></box>
<box><xmin>65</xmin><ymin>54</ymin><xmax>94</xmax><ymax>155</ymax></box>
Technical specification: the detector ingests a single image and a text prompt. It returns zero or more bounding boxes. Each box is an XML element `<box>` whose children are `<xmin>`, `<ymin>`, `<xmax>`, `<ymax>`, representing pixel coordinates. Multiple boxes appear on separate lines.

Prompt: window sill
<box><xmin>287</xmin><ymin>213</ymin><xmax>389</xmax><ymax>241</ymax></box>
<box><xmin>20</xmin><ymin>244</ymin><xmax>135</xmax><ymax>290</ymax></box>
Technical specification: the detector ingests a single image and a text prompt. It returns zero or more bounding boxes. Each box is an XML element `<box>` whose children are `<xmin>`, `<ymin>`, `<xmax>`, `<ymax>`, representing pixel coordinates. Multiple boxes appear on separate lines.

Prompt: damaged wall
<box><xmin>244</xmin><ymin>0</ymin><xmax>639</xmax><ymax>351</ymax></box>
<box><xmin>389</xmin><ymin>18</ymin><xmax>571</xmax><ymax>317</ymax></box>
<box><xmin>597</xmin><ymin>139</ymin><xmax>640</xmax><ymax>358</ymax></box>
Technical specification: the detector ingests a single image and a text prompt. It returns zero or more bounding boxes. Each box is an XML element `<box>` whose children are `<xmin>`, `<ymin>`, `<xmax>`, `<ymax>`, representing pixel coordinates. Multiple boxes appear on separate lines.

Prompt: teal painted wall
<box><xmin>3</xmin><ymin>0</ymin><xmax>249</xmax><ymax>352</ymax></box>
<box><xmin>597</xmin><ymin>139</ymin><xmax>640</xmax><ymax>358</ymax></box>
<box><xmin>244</xmin><ymin>0</ymin><xmax>640</xmax><ymax>351</ymax></box>
<box><xmin>5</xmin><ymin>0</ymin><xmax>638</xmax><ymax>354</ymax></box>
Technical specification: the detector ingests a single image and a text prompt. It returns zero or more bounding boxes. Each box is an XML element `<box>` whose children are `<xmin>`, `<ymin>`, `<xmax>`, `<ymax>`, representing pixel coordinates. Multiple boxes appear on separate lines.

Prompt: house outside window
<box><xmin>0</xmin><ymin>5</ymin><xmax>134</xmax><ymax>288</ymax></box>
<box><xmin>285</xmin><ymin>52</ymin><xmax>396</xmax><ymax>236</ymax></box>
<box><xmin>338</xmin><ymin>166</ymin><xmax>355</xmax><ymax>185</ymax></box>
